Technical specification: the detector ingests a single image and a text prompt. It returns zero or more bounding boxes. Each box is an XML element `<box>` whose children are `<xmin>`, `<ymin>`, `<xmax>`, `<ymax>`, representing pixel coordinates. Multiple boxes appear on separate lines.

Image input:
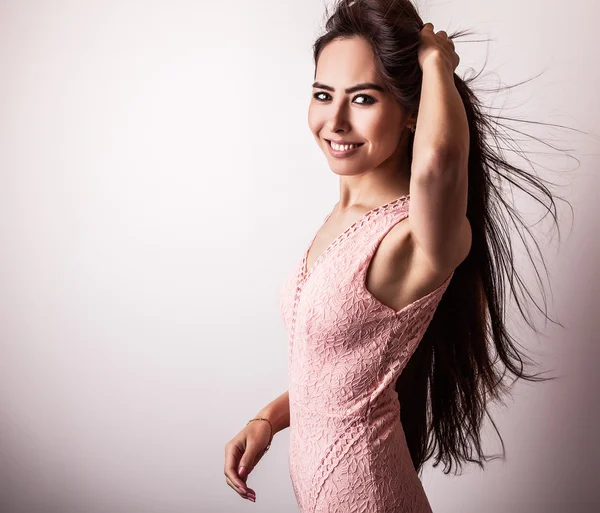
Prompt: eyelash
<box><xmin>312</xmin><ymin>91</ymin><xmax>377</xmax><ymax>105</ymax></box>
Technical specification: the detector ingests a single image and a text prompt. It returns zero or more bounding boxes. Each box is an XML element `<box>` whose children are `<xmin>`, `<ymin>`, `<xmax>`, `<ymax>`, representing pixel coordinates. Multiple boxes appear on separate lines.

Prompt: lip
<box><xmin>325</xmin><ymin>139</ymin><xmax>364</xmax><ymax>158</ymax></box>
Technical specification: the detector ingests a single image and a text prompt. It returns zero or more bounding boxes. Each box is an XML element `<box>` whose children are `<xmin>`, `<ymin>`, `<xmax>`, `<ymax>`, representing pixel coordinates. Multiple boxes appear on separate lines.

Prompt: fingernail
<box><xmin>238</xmin><ymin>466</ymin><xmax>247</xmax><ymax>476</ymax></box>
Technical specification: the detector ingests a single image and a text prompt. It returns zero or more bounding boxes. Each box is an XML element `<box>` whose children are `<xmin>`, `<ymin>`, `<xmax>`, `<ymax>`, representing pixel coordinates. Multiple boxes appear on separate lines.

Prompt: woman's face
<box><xmin>308</xmin><ymin>36</ymin><xmax>413</xmax><ymax>177</ymax></box>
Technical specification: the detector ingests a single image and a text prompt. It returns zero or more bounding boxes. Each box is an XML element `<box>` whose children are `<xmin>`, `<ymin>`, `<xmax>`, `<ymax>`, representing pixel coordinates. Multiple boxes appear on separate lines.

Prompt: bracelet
<box><xmin>247</xmin><ymin>417</ymin><xmax>273</xmax><ymax>452</ymax></box>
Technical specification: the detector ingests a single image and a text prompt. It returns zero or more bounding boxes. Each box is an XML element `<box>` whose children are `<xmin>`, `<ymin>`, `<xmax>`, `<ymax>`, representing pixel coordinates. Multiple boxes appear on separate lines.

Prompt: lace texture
<box><xmin>278</xmin><ymin>195</ymin><xmax>453</xmax><ymax>512</ymax></box>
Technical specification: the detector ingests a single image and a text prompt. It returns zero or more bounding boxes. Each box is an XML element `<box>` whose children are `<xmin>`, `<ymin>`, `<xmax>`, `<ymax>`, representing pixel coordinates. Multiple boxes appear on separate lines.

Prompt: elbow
<box><xmin>413</xmin><ymin>147</ymin><xmax>468</xmax><ymax>187</ymax></box>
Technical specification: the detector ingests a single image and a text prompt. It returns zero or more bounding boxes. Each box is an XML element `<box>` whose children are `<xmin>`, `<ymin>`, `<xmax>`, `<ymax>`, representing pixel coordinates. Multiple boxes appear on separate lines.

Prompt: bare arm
<box><xmin>224</xmin><ymin>391</ymin><xmax>289</xmax><ymax>501</ymax></box>
<box><xmin>255</xmin><ymin>390</ymin><xmax>290</xmax><ymax>435</ymax></box>
<box><xmin>410</xmin><ymin>47</ymin><xmax>471</xmax><ymax>272</ymax></box>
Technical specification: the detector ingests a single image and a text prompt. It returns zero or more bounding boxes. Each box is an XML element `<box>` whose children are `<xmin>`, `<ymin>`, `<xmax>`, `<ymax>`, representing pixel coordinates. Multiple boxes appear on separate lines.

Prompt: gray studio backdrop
<box><xmin>0</xmin><ymin>1</ymin><xmax>598</xmax><ymax>512</ymax></box>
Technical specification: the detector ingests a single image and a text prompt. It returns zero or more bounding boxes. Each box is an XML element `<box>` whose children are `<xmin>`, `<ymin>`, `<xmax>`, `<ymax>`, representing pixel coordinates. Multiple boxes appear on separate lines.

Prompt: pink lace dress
<box><xmin>278</xmin><ymin>194</ymin><xmax>453</xmax><ymax>512</ymax></box>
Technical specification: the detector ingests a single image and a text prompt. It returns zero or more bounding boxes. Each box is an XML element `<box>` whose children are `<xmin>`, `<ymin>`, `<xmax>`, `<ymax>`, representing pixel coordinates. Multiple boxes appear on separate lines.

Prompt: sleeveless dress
<box><xmin>278</xmin><ymin>193</ymin><xmax>453</xmax><ymax>513</ymax></box>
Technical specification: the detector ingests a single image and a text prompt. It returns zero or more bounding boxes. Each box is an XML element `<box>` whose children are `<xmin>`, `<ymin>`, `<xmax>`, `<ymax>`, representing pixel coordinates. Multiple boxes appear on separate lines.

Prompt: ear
<box><xmin>406</xmin><ymin>113</ymin><xmax>418</xmax><ymax>130</ymax></box>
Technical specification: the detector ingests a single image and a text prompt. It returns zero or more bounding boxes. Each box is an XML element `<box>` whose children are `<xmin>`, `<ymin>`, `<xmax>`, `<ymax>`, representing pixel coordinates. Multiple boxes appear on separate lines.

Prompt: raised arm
<box><xmin>410</xmin><ymin>25</ymin><xmax>471</xmax><ymax>273</ymax></box>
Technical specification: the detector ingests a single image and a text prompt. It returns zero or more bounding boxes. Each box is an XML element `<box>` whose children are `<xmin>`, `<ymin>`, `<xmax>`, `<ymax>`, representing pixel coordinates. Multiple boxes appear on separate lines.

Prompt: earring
<box><xmin>410</xmin><ymin>124</ymin><xmax>416</xmax><ymax>133</ymax></box>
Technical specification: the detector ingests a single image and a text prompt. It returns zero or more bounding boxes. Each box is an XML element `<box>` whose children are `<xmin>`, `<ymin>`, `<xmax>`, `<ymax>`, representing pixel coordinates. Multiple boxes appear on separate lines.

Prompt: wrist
<box><xmin>247</xmin><ymin>417</ymin><xmax>273</xmax><ymax>451</ymax></box>
<box><xmin>255</xmin><ymin>399</ymin><xmax>289</xmax><ymax>435</ymax></box>
<box><xmin>421</xmin><ymin>53</ymin><xmax>454</xmax><ymax>76</ymax></box>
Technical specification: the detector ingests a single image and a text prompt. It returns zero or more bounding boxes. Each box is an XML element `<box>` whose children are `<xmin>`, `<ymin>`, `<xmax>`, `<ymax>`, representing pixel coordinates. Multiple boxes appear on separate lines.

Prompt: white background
<box><xmin>1</xmin><ymin>1</ymin><xmax>598</xmax><ymax>512</ymax></box>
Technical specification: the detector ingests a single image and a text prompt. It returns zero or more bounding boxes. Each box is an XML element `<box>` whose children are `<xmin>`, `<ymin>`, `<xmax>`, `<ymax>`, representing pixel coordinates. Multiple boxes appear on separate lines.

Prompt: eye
<box><xmin>353</xmin><ymin>94</ymin><xmax>376</xmax><ymax>105</ymax></box>
<box><xmin>313</xmin><ymin>91</ymin><xmax>330</xmax><ymax>102</ymax></box>
<box><xmin>312</xmin><ymin>92</ymin><xmax>377</xmax><ymax>105</ymax></box>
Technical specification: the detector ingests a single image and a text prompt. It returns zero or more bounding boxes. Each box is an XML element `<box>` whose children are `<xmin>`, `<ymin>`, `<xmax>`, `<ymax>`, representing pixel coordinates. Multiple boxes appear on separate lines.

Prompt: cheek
<box><xmin>369</xmin><ymin>120</ymin><xmax>402</xmax><ymax>150</ymax></box>
<box><xmin>307</xmin><ymin>106</ymin><xmax>322</xmax><ymax>136</ymax></box>
<box><xmin>367</xmin><ymin>116</ymin><xmax>391</xmax><ymax>138</ymax></box>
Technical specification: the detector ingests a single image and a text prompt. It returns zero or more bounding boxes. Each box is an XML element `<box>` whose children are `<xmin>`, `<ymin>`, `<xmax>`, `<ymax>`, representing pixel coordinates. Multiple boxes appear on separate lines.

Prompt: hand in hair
<box><xmin>418</xmin><ymin>23</ymin><xmax>460</xmax><ymax>73</ymax></box>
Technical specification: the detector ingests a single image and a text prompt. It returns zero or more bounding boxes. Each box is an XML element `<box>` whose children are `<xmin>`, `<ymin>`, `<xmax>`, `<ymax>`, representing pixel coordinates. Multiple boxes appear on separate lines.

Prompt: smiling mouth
<box><xmin>326</xmin><ymin>140</ymin><xmax>365</xmax><ymax>149</ymax></box>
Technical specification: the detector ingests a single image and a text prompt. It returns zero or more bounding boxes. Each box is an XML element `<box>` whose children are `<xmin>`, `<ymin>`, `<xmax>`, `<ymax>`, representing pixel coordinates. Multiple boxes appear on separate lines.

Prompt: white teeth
<box><xmin>330</xmin><ymin>141</ymin><xmax>361</xmax><ymax>151</ymax></box>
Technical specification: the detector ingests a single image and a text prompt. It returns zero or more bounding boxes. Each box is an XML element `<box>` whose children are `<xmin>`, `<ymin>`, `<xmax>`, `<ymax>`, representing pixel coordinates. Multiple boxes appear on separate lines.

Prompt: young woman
<box><xmin>224</xmin><ymin>0</ymin><xmax>564</xmax><ymax>510</ymax></box>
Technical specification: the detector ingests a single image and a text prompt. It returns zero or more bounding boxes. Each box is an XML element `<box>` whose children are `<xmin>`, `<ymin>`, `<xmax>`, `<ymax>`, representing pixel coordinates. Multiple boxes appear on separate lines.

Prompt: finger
<box><xmin>237</xmin><ymin>446</ymin><xmax>259</xmax><ymax>482</ymax></box>
<box><xmin>421</xmin><ymin>22</ymin><xmax>434</xmax><ymax>32</ymax></box>
<box><xmin>225</xmin><ymin>476</ymin><xmax>245</xmax><ymax>496</ymax></box>
<box><xmin>225</xmin><ymin>473</ymin><xmax>256</xmax><ymax>498</ymax></box>
<box><xmin>224</xmin><ymin>444</ymin><xmax>251</xmax><ymax>494</ymax></box>
<box><xmin>226</xmin><ymin>475</ymin><xmax>256</xmax><ymax>498</ymax></box>
<box><xmin>224</xmin><ymin>467</ymin><xmax>249</xmax><ymax>496</ymax></box>
<box><xmin>437</xmin><ymin>30</ymin><xmax>448</xmax><ymax>39</ymax></box>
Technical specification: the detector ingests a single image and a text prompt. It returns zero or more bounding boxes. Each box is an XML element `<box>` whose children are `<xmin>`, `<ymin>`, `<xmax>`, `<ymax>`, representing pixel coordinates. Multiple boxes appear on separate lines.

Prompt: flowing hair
<box><xmin>312</xmin><ymin>0</ymin><xmax>579</xmax><ymax>476</ymax></box>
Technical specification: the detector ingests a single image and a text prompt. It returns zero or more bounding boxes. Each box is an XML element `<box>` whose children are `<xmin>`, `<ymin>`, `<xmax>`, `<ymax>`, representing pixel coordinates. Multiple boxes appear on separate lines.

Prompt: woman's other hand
<box><xmin>223</xmin><ymin>419</ymin><xmax>272</xmax><ymax>503</ymax></box>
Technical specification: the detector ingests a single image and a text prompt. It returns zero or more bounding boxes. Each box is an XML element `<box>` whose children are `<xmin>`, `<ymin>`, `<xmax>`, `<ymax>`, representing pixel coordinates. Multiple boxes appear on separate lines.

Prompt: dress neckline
<box><xmin>301</xmin><ymin>193</ymin><xmax>410</xmax><ymax>279</ymax></box>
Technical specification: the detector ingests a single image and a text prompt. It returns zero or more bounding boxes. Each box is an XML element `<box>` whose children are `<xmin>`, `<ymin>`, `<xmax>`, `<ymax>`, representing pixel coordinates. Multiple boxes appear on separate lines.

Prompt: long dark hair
<box><xmin>313</xmin><ymin>0</ymin><xmax>577</xmax><ymax>476</ymax></box>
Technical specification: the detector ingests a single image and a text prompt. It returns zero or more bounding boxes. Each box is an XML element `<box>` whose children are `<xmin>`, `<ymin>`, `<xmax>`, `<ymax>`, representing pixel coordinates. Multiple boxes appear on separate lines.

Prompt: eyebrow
<box><xmin>312</xmin><ymin>81</ymin><xmax>385</xmax><ymax>94</ymax></box>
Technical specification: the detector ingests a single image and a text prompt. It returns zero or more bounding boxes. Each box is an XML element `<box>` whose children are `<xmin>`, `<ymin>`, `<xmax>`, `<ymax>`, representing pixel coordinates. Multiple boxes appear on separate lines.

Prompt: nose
<box><xmin>327</xmin><ymin>102</ymin><xmax>351</xmax><ymax>134</ymax></box>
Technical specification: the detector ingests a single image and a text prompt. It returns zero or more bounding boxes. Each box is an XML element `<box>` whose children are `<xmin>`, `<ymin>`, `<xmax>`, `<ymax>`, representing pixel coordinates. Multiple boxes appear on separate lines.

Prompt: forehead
<box><xmin>316</xmin><ymin>36</ymin><xmax>379</xmax><ymax>83</ymax></box>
